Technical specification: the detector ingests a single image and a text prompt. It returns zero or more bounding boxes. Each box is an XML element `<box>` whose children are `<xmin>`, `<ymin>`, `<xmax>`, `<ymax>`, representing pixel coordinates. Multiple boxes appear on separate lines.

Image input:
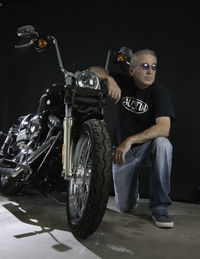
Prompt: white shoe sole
<box><xmin>152</xmin><ymin>215</ymin><xmax>174</xmax><ymax>228</ymax></box>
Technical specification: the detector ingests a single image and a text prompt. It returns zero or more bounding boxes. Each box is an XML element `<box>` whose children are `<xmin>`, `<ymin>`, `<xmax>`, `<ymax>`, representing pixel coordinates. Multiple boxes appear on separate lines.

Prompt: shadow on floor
<box><xmin>1</xmin><ymin>188</ymin><xmax>72</xmax><ymax>253</ymax></box>
<box><xmin>1</xmin><ymin>188</ymin><xmax>200</xmax><ymax>259</ymax></box>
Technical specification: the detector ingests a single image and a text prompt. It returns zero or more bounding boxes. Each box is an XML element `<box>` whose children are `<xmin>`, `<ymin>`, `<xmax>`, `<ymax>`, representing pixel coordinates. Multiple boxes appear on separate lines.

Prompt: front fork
<box><xmin>62</xmin><ymin>103</ymin><xmax>73</xmax><ymax>180</ymax></box>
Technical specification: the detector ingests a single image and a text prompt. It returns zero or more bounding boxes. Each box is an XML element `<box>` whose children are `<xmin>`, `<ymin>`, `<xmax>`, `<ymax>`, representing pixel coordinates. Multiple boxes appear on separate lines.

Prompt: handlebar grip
<box><xmin>15</xmin><ymin>40</ymin><xmax>34</xmax><ymax>49</ymax></box>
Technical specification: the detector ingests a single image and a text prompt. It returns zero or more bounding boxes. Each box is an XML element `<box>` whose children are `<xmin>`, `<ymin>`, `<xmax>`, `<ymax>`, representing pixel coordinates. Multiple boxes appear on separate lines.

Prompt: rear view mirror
<box><xmin>17</xmin><ymin>25</ymin><xmax>38</xmax><ymax>38</ymax></box>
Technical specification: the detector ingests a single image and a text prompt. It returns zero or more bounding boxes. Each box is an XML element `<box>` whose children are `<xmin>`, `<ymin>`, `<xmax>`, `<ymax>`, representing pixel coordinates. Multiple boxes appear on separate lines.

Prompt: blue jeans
<box><xmin>112</xmin><ymin>137</ymin><xmax>173</xmax><ymax>214</ymax></box>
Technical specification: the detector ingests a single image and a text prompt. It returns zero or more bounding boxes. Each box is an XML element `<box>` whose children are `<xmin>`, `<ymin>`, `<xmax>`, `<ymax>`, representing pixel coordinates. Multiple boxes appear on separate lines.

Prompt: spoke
<box><xmin>69</xmin><ymin>131</ymin><xmax>92</xmax><ymax>224</ymax></box>
<box><xmin>84</xmin><ymin>140</ymin><xmax>91</xmax><ymax>168</ymax></box>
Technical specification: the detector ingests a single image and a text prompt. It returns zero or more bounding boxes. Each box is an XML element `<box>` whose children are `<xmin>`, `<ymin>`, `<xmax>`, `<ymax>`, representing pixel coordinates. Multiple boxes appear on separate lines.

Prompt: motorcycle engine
<box><xmin>16</xmin><ymin>115</ymin><xmax>42</xmax><ymax>143</ymax></box>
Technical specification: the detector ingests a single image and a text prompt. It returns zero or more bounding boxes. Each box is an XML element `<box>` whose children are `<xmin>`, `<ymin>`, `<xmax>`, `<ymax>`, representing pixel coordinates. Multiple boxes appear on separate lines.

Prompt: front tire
<box><xmin>66</xmin><ymin>119</ymin><xmax>112</xmax><ymax>238</ymax></box>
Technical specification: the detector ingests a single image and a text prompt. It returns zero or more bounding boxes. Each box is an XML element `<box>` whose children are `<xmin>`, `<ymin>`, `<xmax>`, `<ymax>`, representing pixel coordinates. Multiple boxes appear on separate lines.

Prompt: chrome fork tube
<box><xmin>62</xmin><ymin>103</ymin><xmax>73</xmax><ymax>180</ymax></box>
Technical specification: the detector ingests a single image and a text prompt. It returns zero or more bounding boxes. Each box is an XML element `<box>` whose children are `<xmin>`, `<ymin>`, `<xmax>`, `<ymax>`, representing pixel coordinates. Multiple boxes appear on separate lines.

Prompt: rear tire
<box><xmin>66</xmin><ymin>119</ymin><xmax>112</xmax><ymax>238</ymax></box>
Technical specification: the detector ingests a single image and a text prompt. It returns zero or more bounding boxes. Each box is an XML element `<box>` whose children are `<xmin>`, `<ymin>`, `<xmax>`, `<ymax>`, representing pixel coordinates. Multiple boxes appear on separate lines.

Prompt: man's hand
<box><xmin>90</xmin><ymin>66</ymin><xmax>121</xmax><ymax>103</ymax></box>
<box><xmin>106</xmin><ymin>76</ymin><xmax>121</xmax><ymax>104</ymax></box>
<box><xmin>113</xmin><ymin>116</ymin><xmax>171</xmax><ymax>166</ymax></box>
<box><xmin>113</xmin><ymin>137</ymin><xmax>132</xmax><ymax>166</ymax></box>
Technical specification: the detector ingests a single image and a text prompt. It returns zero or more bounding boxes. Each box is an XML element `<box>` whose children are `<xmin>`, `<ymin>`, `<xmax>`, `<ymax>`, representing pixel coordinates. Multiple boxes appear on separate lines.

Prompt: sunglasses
<box><xmin>140</xmin><ymin>63</ymin><xmax>157</xmax><ymax>71</ymax></box>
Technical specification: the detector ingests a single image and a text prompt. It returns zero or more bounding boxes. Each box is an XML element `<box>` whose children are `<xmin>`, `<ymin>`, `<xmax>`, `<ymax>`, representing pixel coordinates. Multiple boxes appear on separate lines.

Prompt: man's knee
<box><xmin>152</xmin><ymin>137</ymin><xmax>172</xmax><ymax>153</ymax></box>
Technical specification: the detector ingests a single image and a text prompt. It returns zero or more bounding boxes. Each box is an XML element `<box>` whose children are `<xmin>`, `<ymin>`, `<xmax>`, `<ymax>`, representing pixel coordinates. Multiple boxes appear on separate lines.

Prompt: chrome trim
<box><xmin>62</xmin><ymin>105</ymin><xmax>73</xmax><ymax>180</ymax></box>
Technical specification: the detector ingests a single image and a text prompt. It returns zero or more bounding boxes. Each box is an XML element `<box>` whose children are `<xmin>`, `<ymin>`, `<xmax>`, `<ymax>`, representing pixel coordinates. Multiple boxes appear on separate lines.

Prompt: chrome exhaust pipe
<box><xmin>0</xmin><ymin>133</ymin><xmax>60</xmax><ymax>178</ymax></box>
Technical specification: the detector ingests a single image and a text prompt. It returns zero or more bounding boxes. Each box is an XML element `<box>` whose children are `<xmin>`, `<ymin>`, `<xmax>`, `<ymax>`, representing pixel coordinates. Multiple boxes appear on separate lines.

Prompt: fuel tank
<box><xmin>38</xmin><ymin>83</ymin><xmax>65</xmax><ymax>115</ymax></box>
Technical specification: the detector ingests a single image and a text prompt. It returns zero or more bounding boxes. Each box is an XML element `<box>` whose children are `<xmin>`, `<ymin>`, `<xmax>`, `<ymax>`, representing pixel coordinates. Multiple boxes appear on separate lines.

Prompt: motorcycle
<box><xmin>0</xmin><ymin>25</ymin><xmax>133</xmax><ymax>238</ymax></box>
<box><xmin>0</xmin><ymin>25</ymin><xmax>113</xmax><ymax>238</ymax></box>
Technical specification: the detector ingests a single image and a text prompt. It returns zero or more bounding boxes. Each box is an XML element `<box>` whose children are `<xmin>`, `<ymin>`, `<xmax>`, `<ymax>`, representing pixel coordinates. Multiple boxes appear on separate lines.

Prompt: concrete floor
<box><xmin>0</xmin><ymin>189</ymin><xmax>200</xmax><ymax>259</ymax></box>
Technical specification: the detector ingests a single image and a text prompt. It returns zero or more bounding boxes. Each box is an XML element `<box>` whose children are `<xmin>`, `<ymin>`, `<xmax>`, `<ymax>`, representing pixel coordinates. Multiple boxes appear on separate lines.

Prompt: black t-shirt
<box><xmin>111</xmin><ymin>72</ymin><xmax>176</xmax><ymax>146</ymax></box>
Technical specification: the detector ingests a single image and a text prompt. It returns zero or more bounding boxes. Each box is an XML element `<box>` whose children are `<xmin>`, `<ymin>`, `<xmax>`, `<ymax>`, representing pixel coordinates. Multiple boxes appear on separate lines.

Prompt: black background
<box><xmin>0</xmin><ymin>0</ymin><xmax>200</xmax><ymax>203</ymax></box>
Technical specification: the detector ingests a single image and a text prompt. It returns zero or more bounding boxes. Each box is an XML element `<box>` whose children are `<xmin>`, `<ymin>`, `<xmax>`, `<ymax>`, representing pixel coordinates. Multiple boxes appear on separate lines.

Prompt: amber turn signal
<box><xmin>117</xmin><ymin>54</ymin><xmax>126</xmax><ymax>62</ymax></box>
<box><xmin>38</xmin><ymin>39</ymin><xmax>48</xmax><ymax>48</ymax></box>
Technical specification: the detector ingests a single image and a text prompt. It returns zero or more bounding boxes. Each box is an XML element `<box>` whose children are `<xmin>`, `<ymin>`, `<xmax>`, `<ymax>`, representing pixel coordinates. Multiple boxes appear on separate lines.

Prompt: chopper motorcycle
<box><xmin>0</xmin><ymin>25</ymin><xmax>114</xmax><ymax>238</ymax></box>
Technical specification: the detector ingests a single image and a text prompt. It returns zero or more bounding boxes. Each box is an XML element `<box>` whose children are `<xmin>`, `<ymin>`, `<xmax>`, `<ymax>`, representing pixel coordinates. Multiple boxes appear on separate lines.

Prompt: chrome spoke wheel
<box><xmin>69</xmin><ymin>131</ymin><xmax>92</xmax><ymax>224</ymax></box>
<box><xmin>66</xmin><ymin>119</ymin><xmax>112</xmax><ymax>238</ymax></box>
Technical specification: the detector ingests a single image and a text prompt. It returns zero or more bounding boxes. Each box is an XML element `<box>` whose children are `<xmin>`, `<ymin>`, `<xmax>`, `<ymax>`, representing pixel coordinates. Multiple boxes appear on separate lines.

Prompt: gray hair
<box><xmin>130</xmin><ymin>49</ymin><xmax>157</xmax><ymax>67</ymax></box>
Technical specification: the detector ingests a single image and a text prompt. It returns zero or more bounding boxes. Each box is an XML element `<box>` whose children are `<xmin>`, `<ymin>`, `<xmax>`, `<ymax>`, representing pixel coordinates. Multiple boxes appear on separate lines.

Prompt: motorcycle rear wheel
<box><xmin>66</xmin><ymin>119</ymin><xmax>112</xmax><ymax>238</ymax></box>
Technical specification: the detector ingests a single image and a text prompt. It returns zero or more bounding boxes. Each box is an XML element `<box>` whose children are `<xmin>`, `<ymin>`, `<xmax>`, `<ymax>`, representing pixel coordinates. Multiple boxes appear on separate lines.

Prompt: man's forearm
<box><xmin>128</xmin><ymin>125</ymin><xmax>167</xmax><ymax>145</ymax></box>
<box><xmin>89</xmin><ymin>66</ymin><xmax>110</xmax><ymax>80</ymax></box>
<box><xmin>128</xmin><ymin>117</ymin><xmax>171</xmax><ymax>145</ymax></box>
<box><xmin>90</xmin><ymin>66</ymin><xmax>121</xmax><ymax>103</ymax></box>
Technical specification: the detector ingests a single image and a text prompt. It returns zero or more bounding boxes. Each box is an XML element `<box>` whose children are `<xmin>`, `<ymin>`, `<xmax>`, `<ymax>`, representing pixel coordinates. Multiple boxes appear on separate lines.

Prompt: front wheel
<box><xmin>66</xmin><ymin>119</ymin><xmax>112</xmax><ymax>238</ymax></box>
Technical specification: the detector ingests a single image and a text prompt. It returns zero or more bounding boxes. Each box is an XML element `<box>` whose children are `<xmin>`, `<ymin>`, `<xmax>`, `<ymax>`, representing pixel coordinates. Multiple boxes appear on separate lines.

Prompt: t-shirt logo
<box><xmin>122</xmin><ymin>97</ymin><xmax>148</xmax><ymax>114</ymax></box>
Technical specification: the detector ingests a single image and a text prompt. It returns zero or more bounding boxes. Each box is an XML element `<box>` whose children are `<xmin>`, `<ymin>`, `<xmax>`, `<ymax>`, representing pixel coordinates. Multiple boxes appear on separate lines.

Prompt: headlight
<box><xmin>76</xmin><ymin>71</ymin><xmax>100</xmax><ymax>90</ymax></box>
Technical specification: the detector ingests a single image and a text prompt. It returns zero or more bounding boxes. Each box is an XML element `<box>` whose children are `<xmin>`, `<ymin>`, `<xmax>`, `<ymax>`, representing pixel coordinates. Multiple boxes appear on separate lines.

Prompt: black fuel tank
<box><xmin>38</xmin><ymin>83</ymin><xmax>65</xmax><ymax>114</ymax></box>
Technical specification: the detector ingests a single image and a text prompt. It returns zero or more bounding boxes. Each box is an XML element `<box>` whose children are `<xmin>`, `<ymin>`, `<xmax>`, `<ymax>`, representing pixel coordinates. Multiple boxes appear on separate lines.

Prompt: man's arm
<box><xmin>90</xmin><ymin>66</ymin><xmax>121</xmax><ymax>103</ymax></box>
<box><xmin>114</xmin><ymin>116</ymin><xmax>171</xmax><ymax>166</ymax></box>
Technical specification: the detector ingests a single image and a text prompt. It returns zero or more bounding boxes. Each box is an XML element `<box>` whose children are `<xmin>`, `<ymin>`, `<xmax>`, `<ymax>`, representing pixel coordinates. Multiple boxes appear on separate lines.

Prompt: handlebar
<box><xmin>15</xmin><ymin>39</ymin><xmax>36</xmax><ymax>49</ymax></box>
<box><xmin>15</xmin><ymin>31</ymin><xmax>76</xmax><ymax>82</ymax></box>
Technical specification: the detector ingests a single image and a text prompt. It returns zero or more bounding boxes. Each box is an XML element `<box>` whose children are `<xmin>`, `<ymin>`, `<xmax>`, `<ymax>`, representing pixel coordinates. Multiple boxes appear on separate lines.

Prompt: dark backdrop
<box><xmin>0</xmin><ymin>0</ymin><xmax>200</xmax><ymax>203</ymax></box>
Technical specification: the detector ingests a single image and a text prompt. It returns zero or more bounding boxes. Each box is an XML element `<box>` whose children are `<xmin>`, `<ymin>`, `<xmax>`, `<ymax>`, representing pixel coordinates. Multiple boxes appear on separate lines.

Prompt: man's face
<box><xmin>129</xmin><ymin>53</ymin><xmax>157</xmax><ymax>89</ymax></box>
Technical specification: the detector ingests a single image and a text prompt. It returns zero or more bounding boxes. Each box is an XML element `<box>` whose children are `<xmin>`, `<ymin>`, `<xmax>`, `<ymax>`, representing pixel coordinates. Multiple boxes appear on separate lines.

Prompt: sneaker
<box><xmin>152</xmin><ymin>210</ymin><xmax>174</xmax><ymax>228</ymax></box>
